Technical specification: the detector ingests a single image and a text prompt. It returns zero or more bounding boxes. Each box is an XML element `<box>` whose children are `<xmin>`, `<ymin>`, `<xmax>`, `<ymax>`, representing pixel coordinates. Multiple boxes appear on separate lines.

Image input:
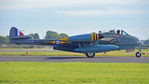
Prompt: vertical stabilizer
<box><xmin>10</xmin><ymin>27</ymin><xmax>18</xmax><ymax>38</ymax></box>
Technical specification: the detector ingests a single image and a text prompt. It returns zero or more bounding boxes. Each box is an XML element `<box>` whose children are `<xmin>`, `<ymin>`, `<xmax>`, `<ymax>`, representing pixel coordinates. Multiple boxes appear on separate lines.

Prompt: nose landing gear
<box><xmin>136</xmin><ymin>45</ymin><xmax>142</xmax><ymax>58</ymax></box>
<box><xmin>136</xmin><ymin>52</ymin><xmax>141</xmax><ymax>57</ymax></box>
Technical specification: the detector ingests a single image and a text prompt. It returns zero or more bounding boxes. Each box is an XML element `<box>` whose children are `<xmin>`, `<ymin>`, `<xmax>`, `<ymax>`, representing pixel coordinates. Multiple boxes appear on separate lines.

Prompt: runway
<box><xmin>0</xmin><ymin>56</ymin><xmax>149</xmax><ymax>63</ymax></box>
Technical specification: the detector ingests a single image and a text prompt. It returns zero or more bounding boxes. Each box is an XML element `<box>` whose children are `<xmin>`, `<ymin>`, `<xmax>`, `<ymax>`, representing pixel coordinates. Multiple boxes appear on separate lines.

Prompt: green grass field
<box><xmin>0</xmin><ymin>62</ymin><xmax>148</xmax><ymax>84</ymax></box>
<box><xmin>0</xmin><ymin>49</ymin><xmax>149</xmax><ymax>57</ymax></box>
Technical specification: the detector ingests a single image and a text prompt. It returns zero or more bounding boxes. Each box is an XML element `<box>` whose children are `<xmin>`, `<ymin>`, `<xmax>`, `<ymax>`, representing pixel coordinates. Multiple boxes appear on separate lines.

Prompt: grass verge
<box><xmin>0</xmin><ymin>62</ymin><xmax>148</xmax><ymax>84</ymax></box>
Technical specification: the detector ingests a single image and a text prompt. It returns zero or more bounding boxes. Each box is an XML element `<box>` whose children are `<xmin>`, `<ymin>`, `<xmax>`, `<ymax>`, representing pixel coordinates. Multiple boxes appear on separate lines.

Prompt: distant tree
<box><xmin>34</xmin><ymin>33</ymin><xmax>39</xmax><ymax>40</ymax></box>
<box><xmin>29</xmin><ymin>33</ymin><xmax>34</xmax><ymax>39</ymax></box>
<box><xmin>0</xmin><ymin>36</ymin><xmax>9</xmax><ymax>44</ymax></box>
<box><xmin>29</xmin><ymin>33</ymin><xmax>40</xmax><ymax>39</ymax></box>
<box><xmin>60</xmin><ymin>33</ymin><xmax>68</xmax><ymax>38</ymax></box>
<box><xmin>45</xmin><ymin>31</ymin><xmax>60</xmax><ymax>40</ymax></box>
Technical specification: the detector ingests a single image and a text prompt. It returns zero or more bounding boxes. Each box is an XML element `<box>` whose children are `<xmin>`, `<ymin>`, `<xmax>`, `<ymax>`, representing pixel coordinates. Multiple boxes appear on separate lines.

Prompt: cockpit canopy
<box><xmin>109</xmin><ymin>30</ymin><xmax>129</xmax><ymax>35</ymax></box>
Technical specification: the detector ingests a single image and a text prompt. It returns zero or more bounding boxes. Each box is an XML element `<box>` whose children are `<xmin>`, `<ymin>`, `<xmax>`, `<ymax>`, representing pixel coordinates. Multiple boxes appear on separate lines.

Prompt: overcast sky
<box><xmin>0</xmin><ymin>0</ymin><xmax>149</xmax><ymax>40</ymax></box>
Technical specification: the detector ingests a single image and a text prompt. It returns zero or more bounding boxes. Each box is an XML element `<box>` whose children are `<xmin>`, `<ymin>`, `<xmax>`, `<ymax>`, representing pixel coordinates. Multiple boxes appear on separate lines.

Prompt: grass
<box><xmin>0</xmin><ymin>49</ymin><xmax>149</xmax><ymax>57</ymax></box>
<box><xmin>0</xmin><ymin>62</ymin><xmax>148</xmax><ymax>84</ymax></box>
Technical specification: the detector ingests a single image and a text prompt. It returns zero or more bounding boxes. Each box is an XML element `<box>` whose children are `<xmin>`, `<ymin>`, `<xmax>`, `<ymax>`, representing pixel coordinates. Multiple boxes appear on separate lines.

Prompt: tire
<box><xmin>85</xmin><ymin>52</ymin><xmax>95</xmax><ymax>58</ymax></box>
<box><xmin>136</xmin><ymin>52</ymin><xmax>141</xmax><ymax>58</ymax></box>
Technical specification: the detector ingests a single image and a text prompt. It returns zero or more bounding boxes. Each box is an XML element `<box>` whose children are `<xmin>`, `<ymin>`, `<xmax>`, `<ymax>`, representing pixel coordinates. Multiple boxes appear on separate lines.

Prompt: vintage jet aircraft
<box><xmin>9</xmin><ymin>27</ymin><xmax>142</xmax><ymax>58</ymax></box>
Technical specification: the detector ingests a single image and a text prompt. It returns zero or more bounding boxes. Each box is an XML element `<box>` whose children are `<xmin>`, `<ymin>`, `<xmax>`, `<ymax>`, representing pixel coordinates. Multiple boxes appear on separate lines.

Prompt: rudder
<box><xmin>10</xmin><ymin>27</ymin><xmax>18</xmax><ymax>38</ymax></box>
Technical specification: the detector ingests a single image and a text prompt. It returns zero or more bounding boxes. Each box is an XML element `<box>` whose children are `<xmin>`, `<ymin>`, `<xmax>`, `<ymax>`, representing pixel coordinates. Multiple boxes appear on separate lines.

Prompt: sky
<box><xmin>0</xmin><ymin>0</ymin><xmax>149</xmax><ymax>40</ymax></box>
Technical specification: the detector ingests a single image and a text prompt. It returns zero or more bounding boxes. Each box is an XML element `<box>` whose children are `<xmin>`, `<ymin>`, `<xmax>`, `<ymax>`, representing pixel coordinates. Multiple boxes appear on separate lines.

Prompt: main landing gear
<box><xmin>85</xmin><ymin>52</ymin><xmax>95</xmax><ymax>58</ymax></box>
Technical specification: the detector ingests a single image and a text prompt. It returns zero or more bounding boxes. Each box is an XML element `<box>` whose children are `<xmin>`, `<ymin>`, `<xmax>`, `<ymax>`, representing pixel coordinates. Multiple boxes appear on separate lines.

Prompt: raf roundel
<box><xmin>55</xmin><ymin>40</ymin><xmax>61</xmax><ymax>45</ymax></box>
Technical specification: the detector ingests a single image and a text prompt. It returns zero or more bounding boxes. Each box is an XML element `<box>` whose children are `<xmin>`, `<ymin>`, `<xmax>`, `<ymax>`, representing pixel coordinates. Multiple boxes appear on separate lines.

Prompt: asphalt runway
<box><xmin>0</xmin><ymin>56</ymin><xmax>149</xmax><ymax>63</ymax></box>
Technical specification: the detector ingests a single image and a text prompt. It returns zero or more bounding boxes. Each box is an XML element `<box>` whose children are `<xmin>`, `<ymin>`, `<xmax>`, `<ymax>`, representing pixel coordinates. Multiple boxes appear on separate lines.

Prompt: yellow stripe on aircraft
<box><xmin>94</xmin><ymin>33</ymin><xmax>96</xmax><ymax>40</ymax></box>
<box><xmin>61</xmin><ymin>41</ymin><xmax>67</xmax><ymax>44</ymax></box>
<box><xmin>50</xmin><ymin>41</ymin><xmax>55</xmax><ymax>44</ymax></box>
<box><xmin>91</xmin><ymin>33</ymin><xmax>99</xmax><ymax>41</ymax></box>
<box><xmin>59</xmin><ymin>37</ymin><xmax>68</xmax><ymax>41</ymax></box>
<box><xmin>97</xmin><ymin>33</ymin><xmax>99</xmax><ymax>40</ymax></box>
<box><xmin>91</xmin><ymin>33</ymin><xmax>94</xmax><ymax>40</ymax></box>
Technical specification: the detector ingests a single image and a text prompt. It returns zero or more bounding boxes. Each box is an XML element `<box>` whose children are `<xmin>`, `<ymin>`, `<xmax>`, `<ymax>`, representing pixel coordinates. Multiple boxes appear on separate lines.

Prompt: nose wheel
<box><xmin>85</xmin><ymin>52</ymin><xmax>95</xmax><ymax>58</ymax></box>
<box><xmin>136</xmin><ymin>45</ymin><xmax>142</xmax><ymax>58</ymax></box>
<box><xmin>136</xmin><ymin>52</ymin><xmax>141</xmax><ymax>57</ymax></box>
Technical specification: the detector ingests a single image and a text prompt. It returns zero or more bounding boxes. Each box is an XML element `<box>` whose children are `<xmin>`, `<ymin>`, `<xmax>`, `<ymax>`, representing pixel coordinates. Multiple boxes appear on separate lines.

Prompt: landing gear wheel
<box><xmin>85</xmin><ymin>52</ymin><xmax>95</xmax><ymax>58</ymax></box>
<box><xmin>136</xmin><ymin>52</ymin><xmax>141</xmax><ymax>58</ymax></box>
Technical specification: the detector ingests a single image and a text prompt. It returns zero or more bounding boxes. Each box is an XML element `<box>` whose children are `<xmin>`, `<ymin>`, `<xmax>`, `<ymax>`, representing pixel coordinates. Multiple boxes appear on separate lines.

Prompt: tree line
<box><xmin>0</xmin><ymin>30</ymin><xmax>68</xmax><ymax>44</ymax></box>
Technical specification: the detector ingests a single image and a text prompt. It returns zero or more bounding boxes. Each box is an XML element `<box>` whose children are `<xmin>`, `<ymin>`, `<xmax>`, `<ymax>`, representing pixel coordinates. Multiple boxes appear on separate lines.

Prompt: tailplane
<box><xmin>9</xmin><ymin>27</ymin><xmax>32</xmax><ymax>44</ymax></box>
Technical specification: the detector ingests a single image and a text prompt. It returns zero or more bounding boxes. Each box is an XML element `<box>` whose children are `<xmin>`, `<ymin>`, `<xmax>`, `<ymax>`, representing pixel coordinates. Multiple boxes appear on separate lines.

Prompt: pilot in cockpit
<box><xmin>117</xmin><ymin>30</ymin><xmax>120</xmax><ymax>35</ymax></box>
